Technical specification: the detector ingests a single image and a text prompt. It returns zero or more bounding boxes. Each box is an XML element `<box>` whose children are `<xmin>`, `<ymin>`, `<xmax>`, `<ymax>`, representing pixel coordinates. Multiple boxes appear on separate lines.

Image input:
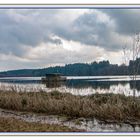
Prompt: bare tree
<box><xmin>123</xmin><ymin>33</ymin><xmax>140</xmax><ymax>97</ymax></box>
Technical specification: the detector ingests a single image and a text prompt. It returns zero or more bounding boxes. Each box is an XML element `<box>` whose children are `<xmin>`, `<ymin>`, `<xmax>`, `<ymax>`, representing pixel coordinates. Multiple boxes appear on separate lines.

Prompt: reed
<box><xmin>0</xmin><ymin>86</ymin><xmax>140</xmax><ymax>123</ymax></box>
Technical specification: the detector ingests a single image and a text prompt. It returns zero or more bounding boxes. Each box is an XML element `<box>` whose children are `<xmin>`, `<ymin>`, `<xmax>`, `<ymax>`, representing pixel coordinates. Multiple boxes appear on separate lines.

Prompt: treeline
<box><xmin>1</xmin><ymin>58</ymin><xmax>140</xmax><ymax>77</ymax></box>
<box><xmin>39</xmin><ymin>61</ymin><xmax>128</xmax><ymax>76</ymax></box>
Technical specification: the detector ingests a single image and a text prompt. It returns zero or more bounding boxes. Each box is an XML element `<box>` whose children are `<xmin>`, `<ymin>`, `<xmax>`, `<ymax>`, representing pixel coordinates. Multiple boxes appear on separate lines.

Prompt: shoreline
<box><xmin>0</xmin><ymin>89</ymin><xmax>140</xmax><ymax>131</ymax></box>
<box><xmin>0</xmin><ymin>116</ymin><xmax>80</xmax><ymax>132</ymax></box>
<box><xmin>0</xmin><ymin>108</ymin><xmax>139</xmax><ymax>132</ymax></box>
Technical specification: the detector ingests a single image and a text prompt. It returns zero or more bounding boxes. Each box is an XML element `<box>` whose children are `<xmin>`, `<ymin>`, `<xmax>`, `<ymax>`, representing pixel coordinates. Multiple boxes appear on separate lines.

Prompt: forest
<box><xmin>0</xmin><ymin>58</ymin><xmax>140</xmax><ymax>77</ymax></box>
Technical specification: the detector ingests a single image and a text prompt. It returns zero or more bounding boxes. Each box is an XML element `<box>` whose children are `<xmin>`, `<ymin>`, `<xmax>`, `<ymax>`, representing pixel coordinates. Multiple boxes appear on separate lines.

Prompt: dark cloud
<box><xmin>0</xmin><ymin>9</ymin><xmax>62</xmax><ymax>56</ymax></box>
<box><xmin>101</xmin><ymin>9</ymin><xmax>140</xmax><ymax>35</ymax></box>
<box><xmin>53</xmin><ymin>10</ymin><xmax>124</xmax><ymax>51</ymax></box>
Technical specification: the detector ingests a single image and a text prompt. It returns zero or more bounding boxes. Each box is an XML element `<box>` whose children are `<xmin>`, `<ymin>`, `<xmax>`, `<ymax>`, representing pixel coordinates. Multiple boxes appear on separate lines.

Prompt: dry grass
<box><xmin>0</xmin><ymin>89</ymin><xmax>140</xmax><ymax>122</ymax></box>
<box><xmin>0</xmin><ymin>117</ymin><xmax>79</xmax><ymax>132</ymax></box>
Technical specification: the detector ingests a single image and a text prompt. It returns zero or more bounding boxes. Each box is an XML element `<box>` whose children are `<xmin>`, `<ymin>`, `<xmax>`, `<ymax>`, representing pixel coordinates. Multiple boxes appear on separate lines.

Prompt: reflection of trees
<box><xmin>130</xmin><ymin>80</ymin><xmax>140</xmax><ymax>91</ymax></box>
<box><xmin>66</xmin><ymin>80</ymin><xmax>128</xmax><ymax>90</ymax></box>
<box><xmin>0</xmin><ymin>79</ymin><xmax>40</xmax><ymax>84</ymax></box>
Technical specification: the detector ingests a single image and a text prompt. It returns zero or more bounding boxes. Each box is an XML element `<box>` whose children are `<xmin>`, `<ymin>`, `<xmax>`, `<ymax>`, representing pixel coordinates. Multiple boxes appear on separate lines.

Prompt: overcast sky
<box><xmin>0</xmin><ymin>8</ymin><xmax>139</xmax><ymax>71</ymax></box>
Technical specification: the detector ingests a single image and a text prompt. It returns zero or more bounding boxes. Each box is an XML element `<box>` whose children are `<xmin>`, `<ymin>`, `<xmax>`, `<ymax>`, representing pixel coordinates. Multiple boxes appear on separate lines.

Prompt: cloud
<box><xmin>53</xmin><ymin>9</ymin><xmax>131</xmax><ymax>51</ymax></box>
<box><xmin>0</xmin><ymin>8</ymin><xmax>139</xmax><ymax>70</ymax></box>
<box><xmin>0</xmin><ymin>9</ymin><xmax>88</xmax><ymax>56</ymax></box>
<box><xmin>24</xmin><ymin>39</ymin><xmax>104</xmax><ymax>66</ymax></box>
<box><xmin>101</xmin><ymin>9</ymin><xmax>140</xmax><ymax>35</ymax></box>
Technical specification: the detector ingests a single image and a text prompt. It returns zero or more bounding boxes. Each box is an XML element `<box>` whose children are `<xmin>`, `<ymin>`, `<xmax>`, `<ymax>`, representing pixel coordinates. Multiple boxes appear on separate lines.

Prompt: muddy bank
<box><xmin>0</xmin><ymin>108</ymin><xmax>140</xmax><ymax>132</ymax></box>
<box><xmin>0</xmin><ymin>117</ymin><xmax>79</xmax><ymax>132</ymax></box>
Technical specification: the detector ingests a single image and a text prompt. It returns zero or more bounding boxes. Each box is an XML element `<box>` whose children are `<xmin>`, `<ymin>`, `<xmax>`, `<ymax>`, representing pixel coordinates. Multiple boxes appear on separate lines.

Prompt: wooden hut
<box><xmin>41</xmin><ymin>73</ymin><xmax>66</xmax><ymax>82</ymax></box>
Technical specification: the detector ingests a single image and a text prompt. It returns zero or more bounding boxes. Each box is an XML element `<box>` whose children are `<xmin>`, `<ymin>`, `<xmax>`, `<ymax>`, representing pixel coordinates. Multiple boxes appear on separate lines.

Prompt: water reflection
<box><xmin>44</xmin><ymin>81</ymin><xmax>66</xmax><ymax>88</ymax></box>
<box><xmin>130</xmin><ymin>81</ymin><xmax>140</xmax><ymax>91</ymax></box>
<box><xmin>43</xmin><ymin>80</ymin><xmax>140</xmax><ymax>96</ymax></box>
<box><xmin>66</xmin><ymin>80</ymin><xmax>128</xmax><ymax>90</ymax></box>
<box><xmin>1</xmin><ymin>76</ymin><xmax>140</xmax><ymax>96</ymax></box>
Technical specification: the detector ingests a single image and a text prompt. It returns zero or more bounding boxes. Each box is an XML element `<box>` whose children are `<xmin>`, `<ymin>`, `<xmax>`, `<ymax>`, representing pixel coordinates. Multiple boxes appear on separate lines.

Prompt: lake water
<box><xmin>0</xmin><ymin>75</ymin><xmax>140</xmax><ymax>96</ymax></box>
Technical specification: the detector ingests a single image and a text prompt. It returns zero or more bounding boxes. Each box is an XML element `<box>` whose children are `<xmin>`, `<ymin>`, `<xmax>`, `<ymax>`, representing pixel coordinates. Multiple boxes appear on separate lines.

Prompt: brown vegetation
<box><xmin>0</xmin><ymin>89</ymin><xmax>140</xmax><ymax>122</ymax></box>
<box><xmin>0</xmin><ymin>117</ymin><xmax>78</xmax><ymax>132</ymax></box>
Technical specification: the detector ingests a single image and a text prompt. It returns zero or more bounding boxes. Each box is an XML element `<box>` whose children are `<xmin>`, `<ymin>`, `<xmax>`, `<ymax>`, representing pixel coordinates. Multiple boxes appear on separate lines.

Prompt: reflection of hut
<box><xmin>42</xmin><ymin>73</ymin><xmax>66</xmax><ymax>82</ymax></box>
<box><xmin>45</xmin><ymin>81</ymin><xmax>65</xmax><ymax>88</ymax></box>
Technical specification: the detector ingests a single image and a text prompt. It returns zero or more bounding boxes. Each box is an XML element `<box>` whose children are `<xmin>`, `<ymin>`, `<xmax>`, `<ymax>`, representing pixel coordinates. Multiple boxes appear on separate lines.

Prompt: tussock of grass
<box><xmin>0</xmin><ymin>117</ymin><xmax>79</xmax><ymax>132</ymax></box>
<box><xmin>0</xmin><ymin>89</ymin><xmax>140</xmax><ymax>122</ymax></box>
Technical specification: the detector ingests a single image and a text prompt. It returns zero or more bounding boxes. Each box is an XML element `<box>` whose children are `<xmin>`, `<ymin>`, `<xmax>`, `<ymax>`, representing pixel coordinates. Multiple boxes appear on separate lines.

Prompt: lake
<box><xmin>0</xmin><ymin>75</ymin><xmax>140</xmax><ymax>96</ymax></box>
